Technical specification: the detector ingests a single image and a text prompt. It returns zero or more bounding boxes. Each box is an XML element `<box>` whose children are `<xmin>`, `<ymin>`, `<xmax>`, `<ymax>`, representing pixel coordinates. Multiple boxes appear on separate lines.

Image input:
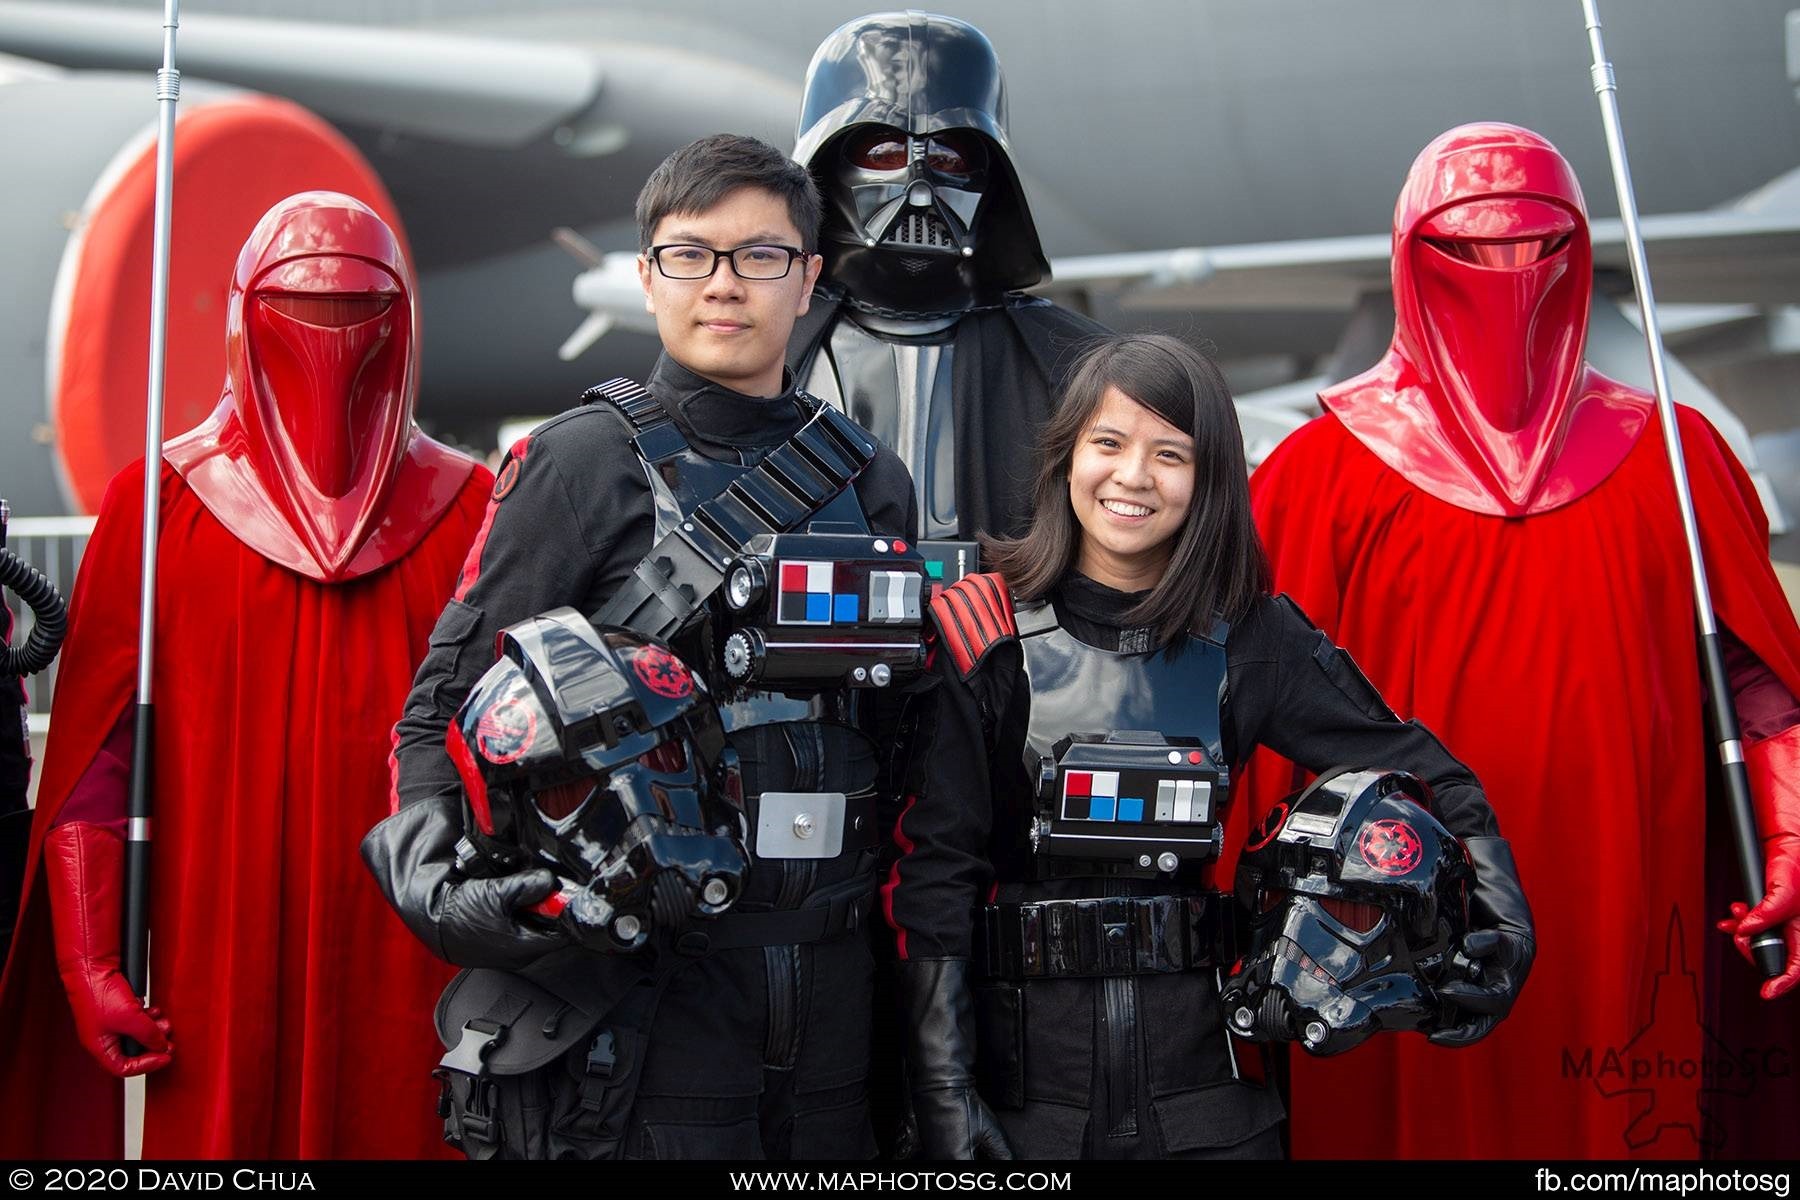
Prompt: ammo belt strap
<box><xmin>976</xmin><ymin>893</ymin><xmax>1233</xmax><ymax>981</ymax></box>
<box><xmin>674</xmin><ymin>888</ymin><xmax>873</xmax><ymax>956</ymax></box>
<box><xmin>584</xmin><ymin>377</ymin><xmax>879</xmax><ymax>641</ymax></box>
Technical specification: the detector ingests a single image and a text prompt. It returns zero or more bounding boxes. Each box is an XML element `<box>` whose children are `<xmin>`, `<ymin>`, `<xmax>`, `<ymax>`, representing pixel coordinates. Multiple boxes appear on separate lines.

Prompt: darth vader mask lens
<box><xmin>846</xmin><ymin>128</ymin><xmax>909</xmax><ymax>172</ymax></box>
<box><xmin>925</xmin><ymin>133</ymin><xmax>985</xmax><ymax>179</ymax></box>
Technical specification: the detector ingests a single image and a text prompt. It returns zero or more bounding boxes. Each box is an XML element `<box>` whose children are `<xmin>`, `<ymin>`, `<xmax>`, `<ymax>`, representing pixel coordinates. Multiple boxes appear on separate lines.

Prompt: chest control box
<box><xmin>1036</xmin><ymin>734</ymin><xmax>1225</xmax><ymax>875</ymax></box>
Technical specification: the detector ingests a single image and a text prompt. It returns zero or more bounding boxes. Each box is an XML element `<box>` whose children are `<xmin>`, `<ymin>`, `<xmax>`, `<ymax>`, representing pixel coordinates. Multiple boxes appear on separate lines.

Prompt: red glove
<box><xmin>46</xmin><ymin>822</ymin><xmax>174</xmax><ymax>1076</ymax></box>
<box><xmin>1717</xmin><ymin>724</ymin><xmax>1800</xmax><ymax>1000</ymax></box>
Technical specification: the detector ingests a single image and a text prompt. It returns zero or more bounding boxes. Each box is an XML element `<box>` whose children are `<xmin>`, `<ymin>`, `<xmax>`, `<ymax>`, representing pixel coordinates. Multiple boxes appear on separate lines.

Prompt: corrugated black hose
<box><xmin>0</xmin><ymin>546</ymin><xmax>68</xmax><ymax>676</ymax></box>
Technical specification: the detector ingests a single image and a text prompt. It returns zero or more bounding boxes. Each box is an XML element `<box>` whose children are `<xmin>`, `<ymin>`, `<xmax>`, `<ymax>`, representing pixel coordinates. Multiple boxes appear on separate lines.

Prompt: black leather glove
<box><xmin>361</xmin><ymin>794</ymin><xmax>567</xmax><ymax>970</ymax></box>
<box><xmin>1431</xmin><ymin>836</ymin><xmax>1535</xmax><ymax>1047</ymax></box>
<box><xmin>896</xmin><ymin>958</ymin><xmax>1014</xmax><ymax>1160</ymax></box>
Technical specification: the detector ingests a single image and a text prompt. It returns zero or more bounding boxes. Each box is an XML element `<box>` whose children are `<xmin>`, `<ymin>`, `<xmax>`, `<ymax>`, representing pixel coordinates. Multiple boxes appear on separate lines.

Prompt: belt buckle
<box><xmin>754</xmin><ymin>791</ymin><xmax>846</xmax><ymax>859</ymax></box>
<box><xmin>1098</xmin><ymin>896</ymin><xmax>1134</xmax><ymax>976</ymax></box>
<box><xmin>437</xmin><ymin>1017</ymin><xmax>506</xmax><ymax>1078</ymax></box>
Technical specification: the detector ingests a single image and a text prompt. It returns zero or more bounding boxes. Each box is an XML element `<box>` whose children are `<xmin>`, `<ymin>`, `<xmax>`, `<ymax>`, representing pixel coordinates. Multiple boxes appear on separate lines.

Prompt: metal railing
<box><xmin>5</xmin><ymin>515</ymin><xmax>97</xmax><ymax>734</ymax></box>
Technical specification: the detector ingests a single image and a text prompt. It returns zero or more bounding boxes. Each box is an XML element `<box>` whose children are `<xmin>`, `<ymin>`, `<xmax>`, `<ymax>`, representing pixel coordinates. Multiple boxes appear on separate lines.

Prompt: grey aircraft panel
<box><xmin>11</xmin><ymin>0</ymin><xmax>1797</xmax><ymax>263</ymax></box>
<box><xmin>0</xmin><ymin>2</ymin><xmax>604</xmax><ymax>148</ymax></box>
<box><xmin>0</xmin><ymin>73</ymin><xmax>238</xmax><ymax>517</ymax></box>
<box><xmin>0</xmin><ymin>2</ymin><xmax>805</xmax><ymax>267</ymax></box>
<box><xmin>1040</xmin><ymin>210</ymin><xmax>1800</xmax><ymax>313</ymax></box>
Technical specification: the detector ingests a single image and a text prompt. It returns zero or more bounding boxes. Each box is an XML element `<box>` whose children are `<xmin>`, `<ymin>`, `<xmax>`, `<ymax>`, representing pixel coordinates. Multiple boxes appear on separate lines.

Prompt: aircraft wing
<box><xmin>1043</xmin><ymin>210</ymin><xmax>1800</xmax><ymax>310</ymax></box>
<box><xmin>0</xmin><ymin>1</ymin><xmax>801</xmax><ymax>267</ymax></box>
<box><xmin>0</xmin><ymin>1</ymin><xmax>603</xmax><ymax>148</ymax></box>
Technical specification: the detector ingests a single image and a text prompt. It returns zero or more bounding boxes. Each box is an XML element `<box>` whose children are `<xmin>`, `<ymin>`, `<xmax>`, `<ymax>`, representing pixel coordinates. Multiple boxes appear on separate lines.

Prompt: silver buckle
<box><xmin>754</xmin><ymin>791</ymin><xmax>847</xmax><ymax>859</ymax></box>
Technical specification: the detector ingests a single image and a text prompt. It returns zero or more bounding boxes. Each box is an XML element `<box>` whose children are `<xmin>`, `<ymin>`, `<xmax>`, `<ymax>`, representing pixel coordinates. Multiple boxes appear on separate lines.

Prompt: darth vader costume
<box><xmin>788</xmin><ymin>11</ymin><xmax>1107</xmax><ymax>541</ymax></box>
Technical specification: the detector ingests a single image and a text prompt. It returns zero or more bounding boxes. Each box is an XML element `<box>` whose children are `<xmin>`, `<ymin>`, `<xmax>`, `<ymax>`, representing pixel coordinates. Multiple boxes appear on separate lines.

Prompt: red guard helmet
<box><xmin>164</xmin><ymin>192</ymin><xmax>473</xmax><ymax>582</ymax></box>
<box><xmin>1321</xmin><ymin>123</ymin><xmax>1651</xmax><ymax>516</ymax></box>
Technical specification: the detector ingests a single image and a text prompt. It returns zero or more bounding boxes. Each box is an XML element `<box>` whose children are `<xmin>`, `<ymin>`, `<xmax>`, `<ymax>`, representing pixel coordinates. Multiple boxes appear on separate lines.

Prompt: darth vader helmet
<box><xmin>794</xmin><ymin>11</ymin><xmax>1050</xmax><ymax>312</ymax></box>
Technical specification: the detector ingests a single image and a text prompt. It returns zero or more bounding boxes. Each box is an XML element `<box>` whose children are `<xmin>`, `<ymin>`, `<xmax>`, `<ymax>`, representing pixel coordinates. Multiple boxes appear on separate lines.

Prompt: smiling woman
<box><xmin>885</xmin><ymin>332</ymin><xmax>1532</xmax><ymax>1162</ymax></box>
<box><xmin>983</xmin><ymin>334</ymin><xmax>1263</xmax><ymax>650</ymax></box>
<box><xmin>1068</xmin><ymin>390</ymin><xmax>1197</xmax><ymax>593</ymax></box>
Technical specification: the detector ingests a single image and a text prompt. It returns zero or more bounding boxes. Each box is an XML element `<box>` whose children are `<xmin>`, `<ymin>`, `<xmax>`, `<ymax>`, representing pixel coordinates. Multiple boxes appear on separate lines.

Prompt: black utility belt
<box><xmin>976</xmin><ymin>892</ymin><xmax>1234</xmax><ymax>981</ymax></box>
<box><xmin>675</xmin><ymin>888</ymin><xmax>873</xmax><ymax>955</ymax></box>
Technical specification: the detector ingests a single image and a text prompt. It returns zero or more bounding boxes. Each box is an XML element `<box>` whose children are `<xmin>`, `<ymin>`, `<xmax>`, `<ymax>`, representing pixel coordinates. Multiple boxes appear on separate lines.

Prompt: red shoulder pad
<box><xmin>929</xmin><ymin>573</ymin><xmax>1017</xmax><ymax>678</ymax></box>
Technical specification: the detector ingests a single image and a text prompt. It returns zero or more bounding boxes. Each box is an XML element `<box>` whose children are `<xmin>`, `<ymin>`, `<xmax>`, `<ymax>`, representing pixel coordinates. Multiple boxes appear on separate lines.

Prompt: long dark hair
<box><xmin>983</xmin><ymin>333</ymin><xmax>1270</xmax><ymax>646</ymax></box>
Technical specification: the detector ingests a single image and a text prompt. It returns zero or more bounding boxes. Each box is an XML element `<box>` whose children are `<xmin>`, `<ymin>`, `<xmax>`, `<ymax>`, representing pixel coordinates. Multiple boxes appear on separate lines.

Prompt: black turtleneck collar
<box><xmin>648</xmin><ymin>353</ymin><xmax>809</xmax><ymax>457</ymax></box>
<box><xmin>1056</xmin><ymin>570</ymin><xmax>1148</xmax><ymax>625</ymax></box>
<box><xmin>1052</xmin><ymin>570</ymin><xmax>1155</xmax><ymax>654</ymax></box>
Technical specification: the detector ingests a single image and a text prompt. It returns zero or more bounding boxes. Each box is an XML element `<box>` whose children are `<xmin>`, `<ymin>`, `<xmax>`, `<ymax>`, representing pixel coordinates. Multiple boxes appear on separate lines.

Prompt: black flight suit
<box><xmin>387</xmin><ymin>355</ymin><xmax>917</xmax><ymax>1159</ymax></box>
<box><xmin>887</xmin><ymin>573</ymin><xmax>1501</xmax><ymax>1159</ymax></box>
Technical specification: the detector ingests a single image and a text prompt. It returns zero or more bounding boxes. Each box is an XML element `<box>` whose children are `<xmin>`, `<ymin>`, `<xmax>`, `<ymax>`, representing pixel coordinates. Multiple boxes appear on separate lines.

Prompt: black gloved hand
<box><xmin>896</xmin><ymin>958</ymin><xmax>1014</xmax><ymax>1160</ymax></box>
<box><xmin>1431</xmin><ymin>836</ymin><xmax>1535</xmax><ymax>1047</ymax></box>
<box><xmin>361</xmin><ymin>794</ymin><xmax>567</xmax><ymax>970</ymax></box>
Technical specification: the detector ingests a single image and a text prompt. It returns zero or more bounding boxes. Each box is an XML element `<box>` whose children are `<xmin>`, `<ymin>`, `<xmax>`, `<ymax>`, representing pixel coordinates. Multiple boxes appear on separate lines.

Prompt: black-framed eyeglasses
<box><xmin>648</xmin><ymin>243</ymin><xmax>808</xmax><ymax>281</ymax></box>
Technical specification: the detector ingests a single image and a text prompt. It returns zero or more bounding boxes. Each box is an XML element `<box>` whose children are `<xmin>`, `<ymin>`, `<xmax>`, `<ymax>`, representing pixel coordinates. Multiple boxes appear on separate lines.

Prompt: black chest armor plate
<box><xmin>584</xmin><ymin>377</ymin><xmax>929</xmax><ymax>876</ymax></box>
<box><xmin>641</xmin><ymin>421</ymin><xmax>872</xmax><ymax>733</ymax></box>
<box><xmin>583</xmin><ymin>378</ymin><xmax>920</xmax><ymax>719</ymax></box>
<box><xmin>1015</xmin><ymin>599</ymin><xmax>1229</xmax><ymax>882</ymax></box>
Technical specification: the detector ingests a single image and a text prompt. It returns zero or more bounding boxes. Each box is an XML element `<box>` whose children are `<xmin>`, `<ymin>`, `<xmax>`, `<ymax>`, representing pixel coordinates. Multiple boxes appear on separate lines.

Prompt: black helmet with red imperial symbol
<box><xmin>447</xmin><ymin>607</ymin><xmax>747</xmax><ymax>954</ymax></box>
<box><xmin>1223</xmin><ymin>768</ymin><xmax>1472</xmax><ymax>1056</ymax></box>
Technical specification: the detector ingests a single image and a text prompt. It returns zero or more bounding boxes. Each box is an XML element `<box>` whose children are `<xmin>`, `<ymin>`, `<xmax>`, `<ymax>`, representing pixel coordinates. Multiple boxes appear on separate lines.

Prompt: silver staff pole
<box><xmin>123</xmin><ymin>0</ymin><xmax>182</xmax><ymax>1041</ymax></box>
<box><xmin>1581</xmin><ymin>0</ymin><xmax>1784</xmax><ymax>980</ymax></box>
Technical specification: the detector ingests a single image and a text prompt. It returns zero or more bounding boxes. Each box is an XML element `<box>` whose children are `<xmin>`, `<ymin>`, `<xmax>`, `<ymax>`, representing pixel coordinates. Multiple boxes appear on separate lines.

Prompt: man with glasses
<box><xmin>367</xmin><ymin>134</ymin><xmax>916</xmax><ymax>1160</ymax></box>
<box><xmin>788</xmin><ymin>11</ymin><xmax>1107</xmax><ymax>543</ymax></box>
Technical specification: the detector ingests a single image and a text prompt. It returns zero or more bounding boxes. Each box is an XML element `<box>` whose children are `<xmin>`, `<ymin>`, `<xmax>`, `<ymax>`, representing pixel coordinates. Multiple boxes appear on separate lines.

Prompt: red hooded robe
<box><xmin>0</xmin><ymin>194</ymin><xmax>488</xmax><ymax>1158</ymax></box>
<box><xmin>1245</xmin><ymin>125</ymin><xmax>1800</xmax><ymax>1160</ymax></box>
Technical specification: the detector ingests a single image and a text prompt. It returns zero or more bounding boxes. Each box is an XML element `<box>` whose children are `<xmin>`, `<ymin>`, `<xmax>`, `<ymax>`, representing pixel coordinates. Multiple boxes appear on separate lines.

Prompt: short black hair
<box><xmin>635</xmin><ymin>134</ymin><xmax>822</xmax><ymax>254</ymax></box>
